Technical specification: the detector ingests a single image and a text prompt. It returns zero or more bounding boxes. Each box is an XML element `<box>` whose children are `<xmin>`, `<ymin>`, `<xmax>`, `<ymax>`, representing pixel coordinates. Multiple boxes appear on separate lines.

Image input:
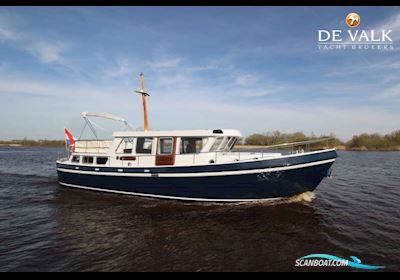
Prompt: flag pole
<box><xmin>64</xmin><ymin>127</ymin><xmax>68</xmax><ymax>153</ymax></box>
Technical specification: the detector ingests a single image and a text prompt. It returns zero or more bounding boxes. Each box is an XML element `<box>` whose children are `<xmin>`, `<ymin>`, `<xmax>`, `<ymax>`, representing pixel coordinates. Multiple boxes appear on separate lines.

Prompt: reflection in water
<box><xmin>49</xmin><ymin>188</ymin><xmax>328</xmax><ymax>271</ymax></box>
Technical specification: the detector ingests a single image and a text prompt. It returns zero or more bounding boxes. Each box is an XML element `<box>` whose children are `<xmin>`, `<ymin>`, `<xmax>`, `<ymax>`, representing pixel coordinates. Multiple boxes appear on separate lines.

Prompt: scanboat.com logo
<box><xmin>295</xmin><ymin>254</ymin><xmax>385</xmax><ymax>270</ymax></box>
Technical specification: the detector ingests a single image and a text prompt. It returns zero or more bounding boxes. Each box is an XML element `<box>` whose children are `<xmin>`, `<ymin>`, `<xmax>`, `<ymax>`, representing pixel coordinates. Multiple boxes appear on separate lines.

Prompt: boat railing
<box><xmin>74</xmin><ymin>140</ymin><xmax>113</xmax><ymax>154</ymax></box>
<box><xmin>235</xmin><ymin>137</ymin><xmax>334</xmax><ymax>153</ymax></box>
<box><xmin>192</xmin><ymin>137</ymin><xmax>335</xmax><ymax>164</ymax></box>
<box><xmin>57</xmin><ymin>153</ymin><xmax>69</xmax><ymax>162</ymax></box>
<box><xmin>63</xmin><ymin>138</ymin><xmax>335</xmax><ymax>167</ymax></box>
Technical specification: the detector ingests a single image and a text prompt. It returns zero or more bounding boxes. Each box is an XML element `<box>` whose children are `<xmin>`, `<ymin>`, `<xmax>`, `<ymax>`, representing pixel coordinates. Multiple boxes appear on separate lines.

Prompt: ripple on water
<box><xmin>0</xmin><ymin>148</ymin><xmax>399</xmax><ymax>271</ymax></box>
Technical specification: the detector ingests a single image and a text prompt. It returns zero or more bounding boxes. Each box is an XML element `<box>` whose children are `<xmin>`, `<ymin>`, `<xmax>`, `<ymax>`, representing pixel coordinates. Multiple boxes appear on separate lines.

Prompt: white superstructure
<box><xmin>70</xmin><ymin>128</ymin><xmax>275</xmax><ymax>167</ymax></box>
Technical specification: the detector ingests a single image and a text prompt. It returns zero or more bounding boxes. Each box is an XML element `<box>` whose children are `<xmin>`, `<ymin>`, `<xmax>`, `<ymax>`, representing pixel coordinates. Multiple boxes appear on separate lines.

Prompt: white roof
<box><xmin>81</xmin><ymin>112</ymin><xmax>128</xmax><ymax>123</ymax></box>
<box><xmin>81</xmin><ymin>112</ymin><xmax>133</xmax><ymax>129</ymax></box>
<box><xmin>113</xmin><ymin>129</ymin><xmax>242</xmax><ymax>138</ymax></box>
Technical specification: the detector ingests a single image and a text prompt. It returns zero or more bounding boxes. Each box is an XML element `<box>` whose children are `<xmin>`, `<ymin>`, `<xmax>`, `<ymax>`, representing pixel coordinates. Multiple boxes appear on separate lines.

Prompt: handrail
<box><xmin>72</xmin><ymin>138</ymin><xmax>334</xmax><ymax>155</ymax></box>
<box><xmin>65</xmin><ymin>138</ymin><xmax>335</xmax><ymax>167</ymax></box>
<box><xmin>238</xmin><ymin>138</ymin><xmax>333</xmax><ymax>150</ymax></box>
<box><xmin>74</xmin><ymin>139</ymin><xmax>114</xmax><ymax>142</ymax></box>
<box><xmin>74</xmin><ymin>139</ymin><xmax>113</xmax><ymax>154</ymax></box>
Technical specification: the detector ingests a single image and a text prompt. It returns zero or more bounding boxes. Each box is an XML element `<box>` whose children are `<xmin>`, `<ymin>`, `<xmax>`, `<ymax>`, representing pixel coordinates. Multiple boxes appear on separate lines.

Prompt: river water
<box><xmin>0</xmin><ymin>147</ymin><xmax>399</xmax><ymax>271</ymax></box>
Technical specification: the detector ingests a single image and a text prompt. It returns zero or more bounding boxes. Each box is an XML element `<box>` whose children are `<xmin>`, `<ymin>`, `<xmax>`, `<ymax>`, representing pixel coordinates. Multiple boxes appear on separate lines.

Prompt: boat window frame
<box><xmin>82</xmin><ymin>156</ymin><xmax>94</xmax><ymax>164</ymax></box>
<box><xmin>135</xmin><ymin>137</ymin><xmax>154</xmax><ymax>155</ymax></box>
<box><xmin>158</xmin><ymin>137</ymin><xmax>174</xmax><ymax>155</ymax></box>
<box><xmin>71</xmin><ymin>155</ymin><xmax>80</xmax><ymax>163</ymax></box>
<box><xmin>210</xmin><ymin>137</ymin><xmax>224</xmax><ymax>152</ymax></box>
<box><xmin>179</xmin><ymin>137</ymin><xmax>208</xmax><ymax>154</ymax></box>
<box><xmin>220</xmin><ymin>136</ymin><xmax>233</xmax><ymax>151</ymax></box>
<box><xmin>222</xmin><ymin>136</ymin><xmax>238</xmax><ymax>151</ymax></box>
<box><xmin>96</xmin><ymin>157</ymin><xmax>108</xmax><ymax>165</ymax></box>
<box><xmin>115</xmin><ymin>137</ymin><xmax>136</xmax><ymax>154</ymax></box>
<box><xmin>229</xmin><ymin>137</ymin><xmax>238</xmax><ymax>150</ymax></box>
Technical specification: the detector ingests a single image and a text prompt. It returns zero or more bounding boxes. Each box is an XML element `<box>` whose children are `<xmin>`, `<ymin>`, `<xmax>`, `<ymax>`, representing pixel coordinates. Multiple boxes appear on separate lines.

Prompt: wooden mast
<box><xmin>135</xmin><ymin>73</ymin><xmax>150</xmax><ymax>132</ymax></box>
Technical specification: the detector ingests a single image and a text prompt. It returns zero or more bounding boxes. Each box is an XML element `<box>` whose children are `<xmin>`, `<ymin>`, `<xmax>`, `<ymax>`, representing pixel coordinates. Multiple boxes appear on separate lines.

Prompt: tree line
<box><xmin>0</xmin><ymin>138</ymin><xmax>65</xmax><ymax>147</ymax></box>
<box><xmin>345</xmin><ymin>130</ymin><xmax>400</xmax><ymax>151</ymax></box>
<box><xmin>1</xmin><ymin>130</ymin><xmax>400</xmax><ymax>151</ymax></box>
<box><xmin>244</xmin><ymin>130</ymin><xmax>400</xmax><ymax>151</ymax></box>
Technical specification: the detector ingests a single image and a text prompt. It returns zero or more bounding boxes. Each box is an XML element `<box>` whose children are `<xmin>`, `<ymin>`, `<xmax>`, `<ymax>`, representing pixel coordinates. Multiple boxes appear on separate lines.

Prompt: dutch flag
<box><xmin>64</xmin><ymin>128</ymin><xmax>76</xmax><ymax>146</ymax></box>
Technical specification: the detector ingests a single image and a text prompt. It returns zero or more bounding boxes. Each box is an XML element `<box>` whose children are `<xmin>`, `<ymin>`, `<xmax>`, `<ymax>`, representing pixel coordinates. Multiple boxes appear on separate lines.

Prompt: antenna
<box><xmin>134</xmin><ymin>72</ymin><xmax>150</xmax><ymax>132</ymax></box>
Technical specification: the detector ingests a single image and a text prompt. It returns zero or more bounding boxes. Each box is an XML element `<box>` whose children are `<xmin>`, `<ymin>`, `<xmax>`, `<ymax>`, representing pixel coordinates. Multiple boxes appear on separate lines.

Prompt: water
<box><xmin>0</xmin><ymin>147</ymin><xmax>399</xmax><ymax>271</ymax></box>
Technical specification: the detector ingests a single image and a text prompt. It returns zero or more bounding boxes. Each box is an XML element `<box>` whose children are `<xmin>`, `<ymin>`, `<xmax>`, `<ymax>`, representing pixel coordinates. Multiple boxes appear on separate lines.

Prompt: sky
<box><xmin>0</xmin><ymin>6</ymin><xmax>399</xmax><ymax>141</ymax></box>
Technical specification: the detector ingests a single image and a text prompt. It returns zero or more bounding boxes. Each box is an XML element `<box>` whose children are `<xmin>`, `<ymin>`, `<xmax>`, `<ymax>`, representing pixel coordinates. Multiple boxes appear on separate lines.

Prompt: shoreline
<box><xmin>0</xmin><ymin>144</ymin><xmax>23</xmax><ymax>147</ymax></box>
<box><xmin>0</xmin><ymin>140</ymin><xmax>65</xmax><ymax>148</ymax></box>
<box><xmin>0</xmin><ymin>145</ymin><xmax>62</xmax><ymax>148</ymax></box>
<box><xmin>1</xmin><ymin>143</ymin><xmax>399</xmax><ymax>152</ymax></box>
<box><xmin>234</xmin><ymin>145</ymin><xmax>400</xmax><ymax>152</ymax></box>
<box><xmin>0</xmin><ymin>143</ymin><xmax>63</xmax><ymax>148</ymax></box>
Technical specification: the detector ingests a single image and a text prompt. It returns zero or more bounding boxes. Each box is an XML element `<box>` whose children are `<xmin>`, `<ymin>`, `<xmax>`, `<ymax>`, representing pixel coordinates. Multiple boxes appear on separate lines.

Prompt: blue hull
<box><xmin>57</xmin><ymin>150</ymin><xmax>337</xmax><ymax>201</ymax></box>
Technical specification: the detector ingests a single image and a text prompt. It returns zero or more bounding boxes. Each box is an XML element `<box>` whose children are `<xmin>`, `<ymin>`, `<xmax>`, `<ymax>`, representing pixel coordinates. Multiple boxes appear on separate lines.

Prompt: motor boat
<box><xmin>56</xmin><ymin>73</ymin><xmax>337</xmax><ymax>202</ymax></box>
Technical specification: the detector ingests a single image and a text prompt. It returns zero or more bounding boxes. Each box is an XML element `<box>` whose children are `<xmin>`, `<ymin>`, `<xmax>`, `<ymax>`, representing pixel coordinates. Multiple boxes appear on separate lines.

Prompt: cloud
<box><xmin>148</xmin><ymin>90</ymin><xmax>400</xmax><ymax>141</ymax></box>
<box><xmin>102</xmin><ymin>58</ymin><xmax>135</xmax><ymax>78</ymax></box>
<box><xmin>367</xmin><ymin>58</ymin><xmax>400</xmax><ymax>71</ymax></box>
<box><xmin>367</xmin><ymin>11</ymin><xmax>400</xmax><ymax>49</ymax></box>
<box><xmin>236</xmin><ymin>88</ymin><xmax>281</xmax><ymax>98</ymax></box>
<box><xmin>149</xmin><ymin>57</ymin><xmax>182</xmax><ymax>69</ymax></box>
<box><xmin>0</xmin><ymin>12</ymin><xmax>21</xmax><ymax>41</ymax></box>
<box><xmin>0</xmin><ymin>78</ymin><xmax>54</xmax><ymax>97</ymax></box>
<box><xmin>230</xmin><ymin>73</ymin><xmax>285</xmax><ymax>97</ymax></box>
<box><xmin>234</xmin><ymin>74</ymin><xmax>259</xmax><ymax>87</ymax></box>
<box><xmin>1</xmin><ymin>8</ymin><xmax>399</xmax><ymax>141</ymax></box>
<box><xmin>373</xmin><ymin>12</ymin><xmax>400</xmax><ymax>35</ymax></box>
<box><xmin>26</xmin><ymin>41</ymin><xmax>68</xmax><ymax>64</ymax></box>
<box><xmin>185</xmin><ymin>64</ymin><xmax>222</xmax><ymax>72</ymax></box>
<box><xmin>0</xmin><ymin>27</ymin><xmax>19</xmax><ymax>41</ymax></box>
<box><xmin>377</xmin><ymin>83</ymin><xmax>400</xmax><ymax>98</ymax></box>
<box><xmin>185</xmin><ymin>58</ymin><xmax>235</xmax><ymax>73</ymax></box>
<box><xmin>1</xmin><ymin>66</ymin><xmax>399</xmax><ymax>142</ymax></box>
<box><xmin>0</xmin><ymin>77</ymin><xmax>121</xmax><ymax>99</ymax></box>
<box><xmin>0</xmin><ymin>11</ymin><xmax>69</xmax><ymax>65</ymax></box>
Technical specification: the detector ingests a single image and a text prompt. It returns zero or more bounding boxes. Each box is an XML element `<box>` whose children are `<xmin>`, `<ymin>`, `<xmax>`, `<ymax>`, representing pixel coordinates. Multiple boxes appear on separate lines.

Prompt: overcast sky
<box><xmin>0</xmin><ymin>6</ymin><xmax>399</xmax><ymax>141</ymax></box>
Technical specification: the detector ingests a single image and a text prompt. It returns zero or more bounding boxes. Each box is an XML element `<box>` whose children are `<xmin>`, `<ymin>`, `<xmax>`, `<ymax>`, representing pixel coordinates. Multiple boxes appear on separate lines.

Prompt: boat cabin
<box><xmin>70</xmin><ymin>129</ymin><xmax>242</xmax><ymax>167</ymax></box>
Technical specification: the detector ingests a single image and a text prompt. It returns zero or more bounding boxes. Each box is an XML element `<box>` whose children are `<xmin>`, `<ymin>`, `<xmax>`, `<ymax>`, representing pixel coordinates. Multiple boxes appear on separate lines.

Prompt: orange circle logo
<box><xmin>346</xmin><ymin>13</ymin><xmax>360</xmax><ymax>28</ymax></box>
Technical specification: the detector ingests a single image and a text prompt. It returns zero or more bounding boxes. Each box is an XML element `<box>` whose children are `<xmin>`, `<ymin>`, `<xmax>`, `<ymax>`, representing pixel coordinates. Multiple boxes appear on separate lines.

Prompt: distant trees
<box><xmin>244</xmin><ymin>129</ymin><xmax>400</xmax><ymax>151</ymax></box>
<box><xmin>0</xmin><ymin>139</ymin><xmax>65</xmax><ymax>147</ymax></box>
<box><xmin>1</xmin><ymin>130</ymin><xmax>400</xmax><ymax>151</ymax></box>
<box><xmin>245</xmin><ymin>130</ymin><xmax>343</xmax><ymax>148</ymax></box>
<box><xmin>245</xmin><ymin>131</ymin><xmax>307</xmax><ymax>145</ymax></box>
<box><xmin>346</xmin><ymin>130</ymin><xmax>400</xmax><ymax>151</ymax></box>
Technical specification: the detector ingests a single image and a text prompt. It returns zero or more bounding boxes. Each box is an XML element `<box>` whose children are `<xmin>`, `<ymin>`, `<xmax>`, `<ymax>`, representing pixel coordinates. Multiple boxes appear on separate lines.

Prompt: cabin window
<box><xmin>96</xmin><ymin>157</ymin><xmax>108</xmax><ymax>165</ymax></box>
<box><xmin>220</xmin><ymin>137</ymin><xmax>232</xmax><ymax>151</ymax></box>
<box><xmin>221</xmin><ymin>137</ymin><xmax>238</xmax><ymax>151</ymax></box>
<box><xmin>116</xmin><ymin>137</ymin><xmax>135</xmax><ymax>154</ymax></box>
<box><xmin>159</xmin><ymin>137</ymin><xmax>174</xmax><ymax>155</ymax></box>
<box><xmin>82</xmin><ymin>156</ymin><xmax>94</xmax><ymax>164</ymax></box>
<box><xmin>229</xmin><ymin>137</ymin><xmax>238</xmax><ymax>150</ymax></box>
<box><xmin>136</xmin><ymin>137</ymin><xmax>153</xmax><ymax>154</ymax></box>
<box><xmin>210</xmin><ymin>137</ymin><xmax>224</xmax><ymax>152</ymax></box>
<box><xmin>226</xmin><ymin>137</ymin><xmax>234</xmax><ymax>150</ymax></box>
<box><xmin>180</xmin><ymin>137</ymin><xmax>207</xmax><ymax>154</ymax></box>
<box><xmin>71</xmin><ymin>155</ymin><xmax>80</xmax><ymax>163</ymax></box>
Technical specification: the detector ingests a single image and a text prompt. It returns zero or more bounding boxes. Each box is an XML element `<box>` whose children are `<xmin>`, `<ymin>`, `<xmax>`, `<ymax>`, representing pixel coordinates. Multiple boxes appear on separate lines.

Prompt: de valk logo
<box><xmin>317</xmin><ymin>13</ymin><xmax>394</xmax><ymax>51</ymax></box>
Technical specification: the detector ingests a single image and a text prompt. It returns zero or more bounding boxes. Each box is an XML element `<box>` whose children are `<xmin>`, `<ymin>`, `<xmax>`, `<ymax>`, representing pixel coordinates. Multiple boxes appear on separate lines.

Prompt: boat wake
<box><xmin>176</xmin><ymin>191</ymin><xmax>317</xmax><ymax>207</ymax></box>
<box><xmin>283</xmin><ymin>191</ymin><xmax>316</xmax><ymax>203</ymax></box>
<box><xmin>225</xmin><ymin>191</ymin><xmax>316</xmax><ymax>207</ymax></box>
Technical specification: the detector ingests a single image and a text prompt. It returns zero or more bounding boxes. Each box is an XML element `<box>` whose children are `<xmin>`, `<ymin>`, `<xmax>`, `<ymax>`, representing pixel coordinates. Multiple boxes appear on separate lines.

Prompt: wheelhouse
<box><xmin>68</xmin><ymin>129</ymin><xmax>242</xmax><ymax>167</ymax></box>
